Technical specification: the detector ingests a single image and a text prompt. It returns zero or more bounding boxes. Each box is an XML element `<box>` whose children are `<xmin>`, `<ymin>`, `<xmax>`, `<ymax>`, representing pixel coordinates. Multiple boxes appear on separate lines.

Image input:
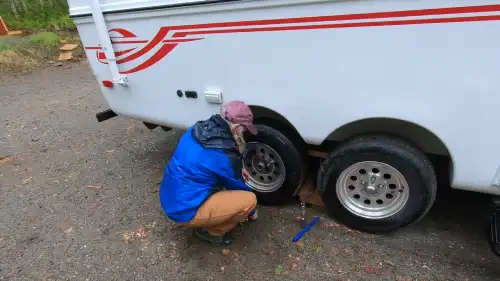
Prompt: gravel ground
<box><xmin>1</xmin><ymin>63</ymin><xmax>499</xmax><ymax>281</ymax></box>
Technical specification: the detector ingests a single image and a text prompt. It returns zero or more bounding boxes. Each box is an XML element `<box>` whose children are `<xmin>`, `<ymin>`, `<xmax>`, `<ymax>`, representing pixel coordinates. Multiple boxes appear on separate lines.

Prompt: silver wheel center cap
<box><xmin>256</xmin><ymin>161</ymin><xmax>266</xmax><ymax>171</ymax></box>
<box><xmin>365</xmin><ymin>185</ymin><xmax>377</xmax><ymax>195</ymax></box>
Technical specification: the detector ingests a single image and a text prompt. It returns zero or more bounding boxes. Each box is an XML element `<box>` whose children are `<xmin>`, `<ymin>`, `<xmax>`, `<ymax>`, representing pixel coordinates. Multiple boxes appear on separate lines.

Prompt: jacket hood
<box><xmin>191</xmin><ymin>114</ymin><xmax>236</xmax><ymax>150</ymax></box>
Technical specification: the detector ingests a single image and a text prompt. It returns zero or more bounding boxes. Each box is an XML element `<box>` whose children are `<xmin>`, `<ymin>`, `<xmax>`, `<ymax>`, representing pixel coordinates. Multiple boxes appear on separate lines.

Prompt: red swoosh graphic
<box><xmin>97</xmin><ymin>48</ymin><xmax>137</xmax><ymax>61</ymax></box>
<box><xmin>109</xmin><ymin>28</ymin><xmax>137</xmax><ymax>38</ymax></box>
<box><xmin>121</xmin><ymin>43</ymin><xmax>178</xmax><ymax>74</ymax></box>
<box><xmin>116</xmin><ymin>27</ymin><xmax>171</xmax><ymax>64</ymax></box>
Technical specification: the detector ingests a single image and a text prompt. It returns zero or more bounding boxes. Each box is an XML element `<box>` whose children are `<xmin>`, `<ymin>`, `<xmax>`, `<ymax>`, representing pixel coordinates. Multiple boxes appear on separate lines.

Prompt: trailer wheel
<box><xmin>242</xmin><ymin>124</ymin><xmax>305</xmax><ymax>205</ymax></box>
<box><xmin>318</xmin><ymin>135</ymin><xmax>437</xmax><ymax>233</ymax></box>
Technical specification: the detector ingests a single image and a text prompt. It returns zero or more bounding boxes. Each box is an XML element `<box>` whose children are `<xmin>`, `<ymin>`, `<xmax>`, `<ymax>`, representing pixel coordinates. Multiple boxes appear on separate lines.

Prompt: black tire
<box><xmin>486</xmin><ymin>204</ymin><xmax>500</xmax><ymax>258</ymax></box>
<box><xmin>318</xmin><ymin>135</ymin><xmax>437</xmax><ymax>233</ymax></box>
<box><xmin>243</xmin><ymin>124</ymin><xmax>306</xmax><ymax>205</ymax></box>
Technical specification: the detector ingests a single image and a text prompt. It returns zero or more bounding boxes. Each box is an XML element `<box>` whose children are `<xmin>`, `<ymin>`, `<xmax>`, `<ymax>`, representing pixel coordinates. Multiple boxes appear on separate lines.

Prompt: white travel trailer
<box><xmin>69</xmin><ymin>0</ymin><xmax>500</xmax><ymax>242</ymax></box>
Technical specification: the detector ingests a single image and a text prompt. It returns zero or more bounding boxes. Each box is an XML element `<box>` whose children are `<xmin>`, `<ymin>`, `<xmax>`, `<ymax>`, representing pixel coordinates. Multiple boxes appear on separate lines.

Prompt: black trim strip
<box><xmin>70</xmin><ymin>0</ymin><xmax>241</xmax><ymax>18</ymax></box>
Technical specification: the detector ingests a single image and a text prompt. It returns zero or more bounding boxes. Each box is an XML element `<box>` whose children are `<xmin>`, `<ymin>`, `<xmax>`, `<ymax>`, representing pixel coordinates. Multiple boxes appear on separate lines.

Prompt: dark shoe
<box><xmin>194</xmin><ymin>229</ymin><xmax>233</xmax><ymax>245</ymax></box>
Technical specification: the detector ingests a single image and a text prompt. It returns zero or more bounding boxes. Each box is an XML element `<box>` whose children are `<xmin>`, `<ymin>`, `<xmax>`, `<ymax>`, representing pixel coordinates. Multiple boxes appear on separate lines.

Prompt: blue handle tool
<box><xmin>292</xmin><ymin>216</ymin><xmax>320</xmax><ymax>243</ymax></box>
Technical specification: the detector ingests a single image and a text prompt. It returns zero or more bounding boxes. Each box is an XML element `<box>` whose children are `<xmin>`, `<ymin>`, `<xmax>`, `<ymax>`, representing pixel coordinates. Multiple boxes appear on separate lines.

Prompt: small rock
<box><xmin>53</xmin><ymin>62</ymin><xmax>63</xmax><ymax>67</ymax></box>
<box><xmin>262</xmin><ymin>249</ymin><xmax>274</xmax><ymax>255</ymax></box>
<box><xmin>0</xmin><ymin>155</ymin><xmax>13</xmax><ymax>164</ymax></box>
<box><xmin>60</xmin><ymin>44</ymin><xmax>78</xmax><ymax>51</ymax></box>
<box><xmin>8</xmin><ymin>30</ymin><xmax>23</xmax><ymax>36</ymax></box>
<box><xmin>22</xmin><ymin>177</ymin><xmax>33</xmax><ymax>184</ymax></box>
<box><xmin>58</xmin><ymin>52</ymin><xmax>73</xmax><ymax>61</ymax></box>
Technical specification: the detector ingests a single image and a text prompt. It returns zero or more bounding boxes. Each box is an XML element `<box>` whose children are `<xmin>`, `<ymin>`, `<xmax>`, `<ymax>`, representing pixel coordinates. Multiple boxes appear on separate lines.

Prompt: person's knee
<box><xmin>241</xmin><ymin>191</ymin><xmax>257</xmax><ymax>210</ymax></box>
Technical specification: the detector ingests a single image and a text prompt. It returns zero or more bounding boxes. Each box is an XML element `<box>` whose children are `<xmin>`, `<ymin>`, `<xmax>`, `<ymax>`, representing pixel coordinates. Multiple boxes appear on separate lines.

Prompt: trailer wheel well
<box><xmin>249</xmin><ymin>105</ymin><xmax>304</xmax><ymax>145</ymax></box>
<box><xmin>324</xmin><ymin>117</ymin><xmax>454</xmax><ymax>185</ymax></box>
<box><xmin>325</xmin><ymin>118</ymin><xmax>449</xmax><ymax>154</ymax></box>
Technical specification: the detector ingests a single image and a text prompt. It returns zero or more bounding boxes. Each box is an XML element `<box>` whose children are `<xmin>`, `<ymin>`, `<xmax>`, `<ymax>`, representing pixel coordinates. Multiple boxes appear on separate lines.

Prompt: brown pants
<box><xmin>184</xmin><ymin>190</ymin><xmax>257</xmax><ymax>236</ymax></box>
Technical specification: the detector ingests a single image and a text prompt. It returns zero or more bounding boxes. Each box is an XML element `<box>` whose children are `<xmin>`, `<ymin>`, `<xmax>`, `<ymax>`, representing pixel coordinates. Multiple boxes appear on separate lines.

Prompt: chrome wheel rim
<box><xmin>336</xmin><ymin>161</ymin><xmax>409</xmax><ymax>219</ymax></box>
<box><xmin>243</xmin><ymin>142</ymin><xmax>286</xmax><ymax>193</ymax></box>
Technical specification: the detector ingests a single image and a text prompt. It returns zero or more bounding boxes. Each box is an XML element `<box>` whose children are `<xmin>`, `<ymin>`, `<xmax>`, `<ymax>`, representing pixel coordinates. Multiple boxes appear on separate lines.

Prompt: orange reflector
<box><xmin>102</xmin><ymin>80</ymin><xmax>114</xmax><ymax>88</ymax></box>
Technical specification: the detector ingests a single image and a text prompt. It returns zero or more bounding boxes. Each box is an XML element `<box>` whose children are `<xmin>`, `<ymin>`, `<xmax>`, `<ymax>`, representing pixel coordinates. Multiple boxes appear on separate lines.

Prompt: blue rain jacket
<box><xmin>159</xmin><ymin>114</ymin><xmax>251</xmax><ymax>223</ymax></box>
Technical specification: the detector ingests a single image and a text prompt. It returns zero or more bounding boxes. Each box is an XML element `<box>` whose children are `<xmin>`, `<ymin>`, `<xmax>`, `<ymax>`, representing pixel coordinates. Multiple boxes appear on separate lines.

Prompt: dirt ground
<box><xmin>1</xmin><ymin>63</ymin><xmax>499</xmax><ymax>281</ymax></box>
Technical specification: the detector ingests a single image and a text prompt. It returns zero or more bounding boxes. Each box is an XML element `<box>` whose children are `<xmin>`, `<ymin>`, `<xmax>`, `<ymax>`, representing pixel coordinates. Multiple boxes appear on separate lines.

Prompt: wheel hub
<box><xmin>243</xmin><ymin>142</ymin><xmax>286</xmax><ymax>193</ymax></box>
<box><xmin>335</xmin><ymin>161</ymin><xmax>409</xmax><ymax>219</ymax></box>
<box><xmin>365</xmin><ymin>185</ymin><xmax>377</xmax><ymax>195</ymax></box>
<box><xmin>256</xmin><ymin>161</ymin><xmax>266</xmax><ymax>171</ymax></box>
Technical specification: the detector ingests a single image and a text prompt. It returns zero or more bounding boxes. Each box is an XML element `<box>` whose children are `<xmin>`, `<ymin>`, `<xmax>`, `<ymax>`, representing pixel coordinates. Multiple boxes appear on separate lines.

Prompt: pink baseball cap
<box><xmin>220</xmin><ymin>101</ymin><xmax>258</xmax><ymax>135</ymax></box>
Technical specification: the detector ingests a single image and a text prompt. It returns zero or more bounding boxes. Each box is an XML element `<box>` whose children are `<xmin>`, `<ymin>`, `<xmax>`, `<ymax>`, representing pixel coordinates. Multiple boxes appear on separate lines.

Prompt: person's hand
<box><xmin>232</xmin><ymin>125</ymin><xmax>246</xmax><ymax>154</ymax></box>
<box><xmin>242</xmin><ymin>168</ymin><xmax>249</xmax><ymax>182</ymax></box>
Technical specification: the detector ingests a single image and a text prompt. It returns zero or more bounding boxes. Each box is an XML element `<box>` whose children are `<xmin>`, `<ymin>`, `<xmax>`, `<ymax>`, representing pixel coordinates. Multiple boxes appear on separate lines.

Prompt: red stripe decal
<box><xmin>162</xmin><ymin>38</ymin><xmax>204</xmax><ymax>43</ymax></box>
<box><xmin>111</xmin><ymin>40</ymin><xmax>149</xmax><ymax>44</ymax></box>
<box><xmin>83</xmin><ymin>4</ymin><xmax>500</xmax><ymax>74</ymax></box>
<box><xmin>115</xmin><ymin>48</ymin><xmax>137</xmax><ymax>56</ymax></box>
<box><xmin>174</xmin><ymin>15</ymin><xmax>500</xmax><ymax>37</ymax></box>
<box><xmin>94</xmin><ymin>48</ymin><xmax>137</xmax><ymax>61</ymax></box>
<box><xmin>98</xmin><ymin>52</ymin><xmax>106</xmax><ymax>60</ymax></box>
<box><xmin>168</xmin><ymin>4</ymin><xmax>500</xmax><ymax>32</ymax></box>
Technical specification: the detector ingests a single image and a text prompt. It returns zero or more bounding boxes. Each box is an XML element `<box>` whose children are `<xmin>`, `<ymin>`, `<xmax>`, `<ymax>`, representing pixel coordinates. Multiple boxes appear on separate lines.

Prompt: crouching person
<box><xmin>159</xmin><ymin>101</ymin><xmax>259</xmax><ymax>245</ymax></box>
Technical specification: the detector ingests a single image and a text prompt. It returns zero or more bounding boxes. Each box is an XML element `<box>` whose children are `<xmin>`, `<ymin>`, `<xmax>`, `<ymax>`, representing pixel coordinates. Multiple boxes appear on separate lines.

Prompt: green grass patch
<box><xmin>48</xmin><ymin>14</ymin><xmax>76</xmax><ymax>30</ymax></box>
<box><xmin>28</xmin><ymin>32</ymin><xmax>60</xmax><ymax>47</ymax></box>
<box><xmin>0</xmin><ymin>1</ymin><xmax>75</xmax><ymax>31</ymax></box>
<box><xmin>0</xmin><ymin>44</ymin><xmax>11</xmax><ymax>51</ymax></box>
<box><xmin>3</xmin><ymin>13</ymin><xmax>76</xmax><ymax>31</ymax></box>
